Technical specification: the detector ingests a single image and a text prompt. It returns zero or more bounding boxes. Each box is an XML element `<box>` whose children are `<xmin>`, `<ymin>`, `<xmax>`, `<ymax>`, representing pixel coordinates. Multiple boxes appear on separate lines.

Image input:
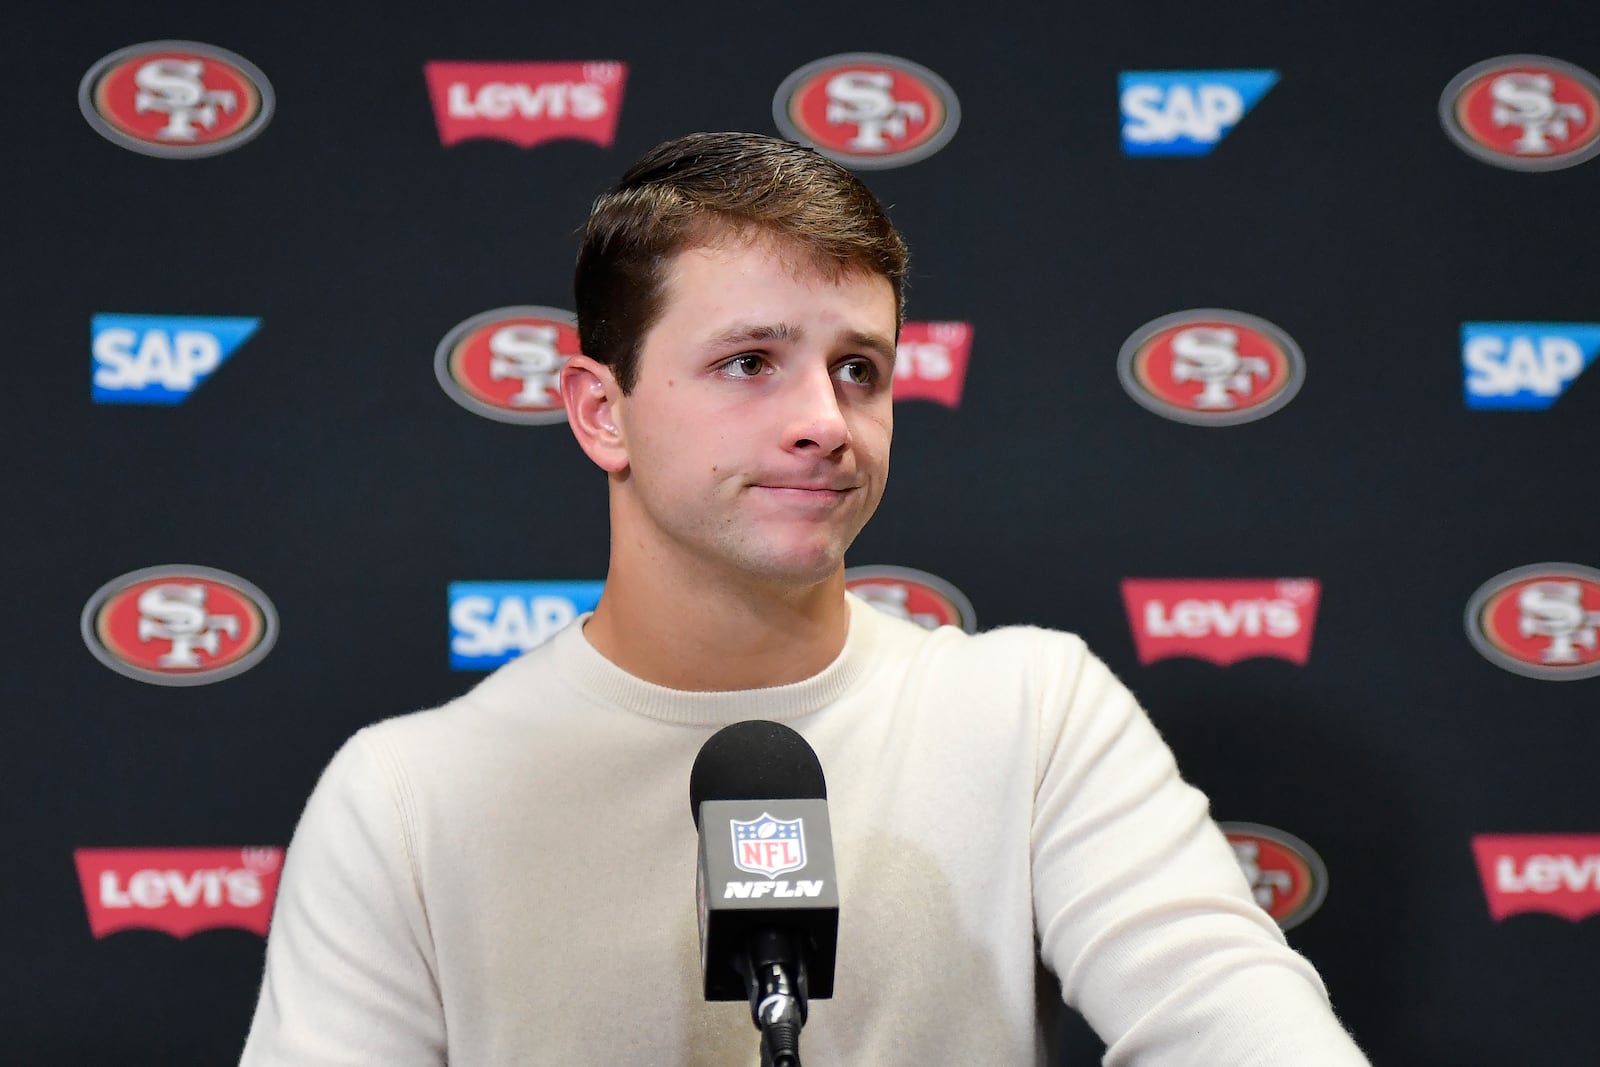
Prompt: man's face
<box><xmin>610</xmin><ymin>236</ymin><xmax>896</xmax><ymax>588</ymax></box>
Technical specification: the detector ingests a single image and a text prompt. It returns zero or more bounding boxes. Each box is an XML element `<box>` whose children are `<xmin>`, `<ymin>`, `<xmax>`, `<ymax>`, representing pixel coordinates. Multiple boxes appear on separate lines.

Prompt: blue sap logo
<box><xmin>1462</xmin><ymin>323</ymin><xmax>1600</xmax><ymax>409</ymax></box>
<box><xmin>448</xmin><ymin>581</ymin><xmax>604</xmax><ymax>670</ymax></box>
<box><xmin>1119</xmin><ymin>70</ymin><xmax>1279</xmax><ymax>156</ymax></box>
<box><xmin>91</xmin><ymin>314</ymin><xmax>261</xmax><ymax>404</ymax></box>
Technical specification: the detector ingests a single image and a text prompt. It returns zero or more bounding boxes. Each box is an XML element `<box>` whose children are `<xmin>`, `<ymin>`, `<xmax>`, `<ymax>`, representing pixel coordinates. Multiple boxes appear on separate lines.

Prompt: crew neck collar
<box><xmin>550</xmin><ymin>593</ymin><xmax>879</xmax><ymax>726</ymax></box>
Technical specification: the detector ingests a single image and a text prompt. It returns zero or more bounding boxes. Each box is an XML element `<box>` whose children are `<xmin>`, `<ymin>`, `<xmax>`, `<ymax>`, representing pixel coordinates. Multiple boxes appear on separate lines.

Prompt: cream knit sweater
<box><xmin>241</xmin><ymin>594</ymin><xmax>1368</xmax><ymax>1065</ymax></box>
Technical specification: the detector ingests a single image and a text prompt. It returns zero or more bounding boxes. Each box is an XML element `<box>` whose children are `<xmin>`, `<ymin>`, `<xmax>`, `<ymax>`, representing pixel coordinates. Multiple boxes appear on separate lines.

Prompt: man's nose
<box><xmin>784</xmin><ymin>367</ymin><xmax>849</xmax><ymax>454</ymax></box>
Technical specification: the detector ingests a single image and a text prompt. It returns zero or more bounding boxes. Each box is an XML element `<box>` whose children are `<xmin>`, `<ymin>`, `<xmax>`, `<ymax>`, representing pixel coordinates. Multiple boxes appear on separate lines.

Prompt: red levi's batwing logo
<box><xmin>894</xmin><ymin>322</ymin><xmax>973</xmax><ymax>407</ymax></box>
<box><xmin>1473</xmin><ymin>835</ymin><xmax>1600</xmax><ymax>921</ymax></box>
<box><xmin>424</xmin><ymin>62</ymin><xmax>626</xmax><ymax>148</ymax></box>
<box><xmin>74</xmin><ymin>847</ymin><xmax>283</xmax><ymax>938</ymax></box>
<box><xmin>1122</xmin><ymin>579</ymin><xmax>1321</xmax><ymax>665</ymax></box>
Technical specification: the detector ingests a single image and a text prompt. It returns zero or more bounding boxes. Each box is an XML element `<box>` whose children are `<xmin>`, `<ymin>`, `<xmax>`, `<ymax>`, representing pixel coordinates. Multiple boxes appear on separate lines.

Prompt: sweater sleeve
<box><xmin>1030</xmin><ymin>636</ymin><xmax>1369</xmax><ymax>1065</ymax></box>
<box><xmin>238</xmin><ymin>728</ymin><xmax>446</xmax><ymax>1066</ymax></box>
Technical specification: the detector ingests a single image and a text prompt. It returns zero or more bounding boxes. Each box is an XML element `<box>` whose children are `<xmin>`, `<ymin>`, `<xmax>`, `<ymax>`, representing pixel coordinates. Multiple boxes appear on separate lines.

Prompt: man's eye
<box><xmin>726</xmin><ymin>354</ymin><xmax>765</xmax><ymax>377</ymax></box>
<box><xmin>833</xmin><ymin>359</ymin><xmax>876</xmax><ymax>385</ymax></box>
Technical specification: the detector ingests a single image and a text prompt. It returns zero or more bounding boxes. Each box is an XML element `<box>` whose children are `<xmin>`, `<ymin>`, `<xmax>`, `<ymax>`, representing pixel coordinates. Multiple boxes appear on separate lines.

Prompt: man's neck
<box><xmin>582</xmin><ymin>556</ymin><xmax>851</xmax><ymax>692</ymax></box>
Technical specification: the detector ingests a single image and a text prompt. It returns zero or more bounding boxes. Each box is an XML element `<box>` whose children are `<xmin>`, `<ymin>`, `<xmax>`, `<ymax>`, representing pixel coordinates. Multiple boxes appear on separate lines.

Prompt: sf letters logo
<box><xmin>488</xmin><ymin>323</ymin><xmax>563</xmax><ymax>407</ymax></box>
<box><xmin>134</xmin><ymin>59</ymin><xmax>237</xmax><ymax>141</ymax></box>
<box><xmin>1169</xmin><ymin>326</ymin><xmax>1270</xmax><ymax>409</ymax></box>
<box><xmin>137</xmin><ymin>584</ymin><xmax>240</xmax><ymax>667</ymax></box>
<box><xmin>825</xmin><ymin>71</ymin><xmax>923</xmax><ymax>150</ymax></box>
<box><xmin>1491</xmin><ymin>73</ymin><xmax>1586</xmax><ymax>154</ymax></box>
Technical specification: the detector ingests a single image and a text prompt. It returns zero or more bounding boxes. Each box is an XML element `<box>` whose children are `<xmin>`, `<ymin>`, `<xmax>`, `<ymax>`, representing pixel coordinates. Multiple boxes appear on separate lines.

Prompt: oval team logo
<box><xmin>1440</xmin><ymin>55</ymin><xmax>1600</xmax><ymax>171</ymax></box>
<box><xmin>845</xmin><ymin>566</ymin><xmax>976</xmax><ymax>633</ymax></box>
<box><xmin>1220</xmin><ymin>822</ymin><xmax>1329</xmax><ymax>931</ymax></box>
<box><xmin>1118</xmin><ymin>309</ymin><xmax>1305</xmax><ymax>426</ymax></box>
<box><xmin>773</xmin><ymin>53</ymin><xmax>960</xmax><ymax>169</ymax></box>
<box><xmin>79</xmin><ymin>41</ymin><xmax>274</xmax><ymax>158</ymax></box>
<box><xmin>82</xmin><ymin>566</ymin><xmax>278</xmax><ymax>686</ymax></box>
<box><xmin>1465</xmin><ymin>563</ymin><xmax>1600</xmax><ymax>681</ymax></box>
<box><xmin>434</xmin><ymin>306</ymin><xmax>581</xmax><ymax>425</ymax></box>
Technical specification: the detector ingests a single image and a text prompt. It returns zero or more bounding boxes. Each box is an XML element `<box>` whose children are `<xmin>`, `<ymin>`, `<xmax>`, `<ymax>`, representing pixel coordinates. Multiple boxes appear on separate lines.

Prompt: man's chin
<box><xmin>751</xmin><ymin>559</ymin><xmax>846</xmax><ymax>590</ymax></box>
<box><xmin>698</xmin><ymin>522</ymin><xmax>862</xmax><ymax>590</ymax></box>
<box><xmin>732</xmin><ymin>545</ymin><xmax>849</xmax><ymax>590</ymax></box>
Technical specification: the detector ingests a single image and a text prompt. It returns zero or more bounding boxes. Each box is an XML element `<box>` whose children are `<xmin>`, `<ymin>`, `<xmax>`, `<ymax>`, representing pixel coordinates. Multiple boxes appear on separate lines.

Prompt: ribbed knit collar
<box><xmin>549</xmin><ymin>593</ymin><xmax>879</xmax><ymax>727</ymax></box>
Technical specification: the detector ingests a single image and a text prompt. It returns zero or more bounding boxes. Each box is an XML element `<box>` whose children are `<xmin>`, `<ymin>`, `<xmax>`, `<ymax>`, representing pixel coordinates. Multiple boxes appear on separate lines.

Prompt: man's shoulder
<box><xmin>865</xmin><ymin>600</ymin><xmax>1091</xmax><ymax>669</ymax></box>
<box><xmin>858</xmin><ymin>602</ymin><xmax>1099</xmax><ymax>706</ymax></box>
<box><xmin>335</xmin><ymin>641</ymin><xmax>568</xmax><ymax>781</ymax></box>
<box><xmin>356</xmin><ymin>691</ymin><xmax>484</xmax><ymax>753</ymax></box>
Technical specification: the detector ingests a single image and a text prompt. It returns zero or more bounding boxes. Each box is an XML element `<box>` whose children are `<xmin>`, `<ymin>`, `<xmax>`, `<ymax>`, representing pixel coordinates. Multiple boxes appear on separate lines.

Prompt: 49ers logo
<box><xmin>1220</xmin><ymin>822</ymin><xmax>1329</xmax><ymax>930</ymax></box>
<box><xmin>79</xmin><ymin>41</ymin><xmax>273</xmax><ymax>158</ymax></box>
<box><xmin>81</xmin><ymin>566</ymin><xmax>277</xmax><ymax>686</ymax></box>
<box><xmin>1465</xmin><ymin>563</ymin><xmax>1600</xmax><ymax>680</ymax></box>
<box><xmin>845</xmin><ymin>566</ymin><xmax>976</xmax><ymax>633</ymax></box>
<box><xmin>435</xmin><ymin>306</ymin><xmax>580</xmax><ymax>424</ymax></box>
<box><xmin>1440</xmin><ymin>55</ymin><xmax>1600</xmax><ymax>171</ymax></box>
<box><xmin>773</xmin><ymin>53</ymin><xmax>960</xmax><ymax>169</ymax></box>
<box><xmin>1118</xmin><ymin>309</ymin><xmax>1305</xmax><ymax>426</ymax></box>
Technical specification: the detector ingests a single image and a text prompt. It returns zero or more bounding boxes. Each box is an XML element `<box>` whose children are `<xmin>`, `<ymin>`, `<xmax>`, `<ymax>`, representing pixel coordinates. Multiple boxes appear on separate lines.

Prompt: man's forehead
<box><xmin>658</xmin><ymin>250</ymin><xmax>896</xmax><ymax>347</ymax></box>
<box><xmin>664</xmin><ymin>226</ymin><xmax>890</xmax><ymax>295</ymax></box>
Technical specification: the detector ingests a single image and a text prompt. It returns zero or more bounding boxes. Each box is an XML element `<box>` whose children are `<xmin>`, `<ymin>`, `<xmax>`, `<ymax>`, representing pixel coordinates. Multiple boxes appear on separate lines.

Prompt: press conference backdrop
<box><xmin>8</xmin><ymin>1</ymin><xmax>1600</xmax><ymax>1063</ymax></box>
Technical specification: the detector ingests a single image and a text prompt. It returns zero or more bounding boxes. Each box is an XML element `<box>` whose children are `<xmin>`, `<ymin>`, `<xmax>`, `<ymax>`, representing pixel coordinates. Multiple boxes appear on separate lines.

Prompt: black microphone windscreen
<box><xmin>689</xmin><ymin>720</ymin><xmax>827</xmax><ymax>826</ymax></box>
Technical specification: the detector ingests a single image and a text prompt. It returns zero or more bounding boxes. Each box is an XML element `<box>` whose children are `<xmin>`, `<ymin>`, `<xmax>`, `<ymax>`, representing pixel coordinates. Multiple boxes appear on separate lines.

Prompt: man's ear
<box><xmin>560</xmin><ymin>355</ymin><xmax>629</xmax><ymax>473</ymax></box>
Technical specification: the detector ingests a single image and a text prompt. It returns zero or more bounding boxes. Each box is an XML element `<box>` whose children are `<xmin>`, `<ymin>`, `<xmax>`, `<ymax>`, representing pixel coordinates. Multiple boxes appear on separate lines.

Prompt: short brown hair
<box><xmin>574</xmin><ymin>131</ymin><xmax>909</xmax><ymax>393</ymax></box>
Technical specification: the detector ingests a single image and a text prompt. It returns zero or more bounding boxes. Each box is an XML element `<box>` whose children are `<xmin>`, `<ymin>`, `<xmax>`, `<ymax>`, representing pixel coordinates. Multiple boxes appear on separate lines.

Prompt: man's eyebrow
<box><xmin>843</xmin><ymin>329</ymin><xmax>898</xmax><ymax>364</ymax></box>
<box><xmin>708</xmin><ymin>322</ymin><xmax>802</xmax><ymax>347</ymax></box>
<box><xmin>706</xmin><ymin>322</ymin><xmax>896</xmax><ymax>363</ymax></box>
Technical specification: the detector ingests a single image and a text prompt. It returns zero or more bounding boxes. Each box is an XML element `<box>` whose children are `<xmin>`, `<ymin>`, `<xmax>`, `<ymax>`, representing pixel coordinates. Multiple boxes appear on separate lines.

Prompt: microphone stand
<box><xmin>736</xmin><ymin>929</ymin><xmax>809</xmax><ymax>1067</ymax></box>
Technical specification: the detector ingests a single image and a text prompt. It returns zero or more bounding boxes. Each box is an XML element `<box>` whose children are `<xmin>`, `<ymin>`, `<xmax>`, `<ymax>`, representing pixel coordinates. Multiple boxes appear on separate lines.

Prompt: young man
<box><xmin>240</xmin><ymin>133</ymin><xmax>1369</xmax><ymax>1065</ymax></box>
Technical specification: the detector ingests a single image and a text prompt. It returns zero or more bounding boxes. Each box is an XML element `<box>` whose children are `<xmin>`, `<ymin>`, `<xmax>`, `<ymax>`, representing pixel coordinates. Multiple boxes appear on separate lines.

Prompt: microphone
<box><xmin>690</xmin><ymin>721</ymin><xmax>839</xmax><ymax>1067</ymax></box>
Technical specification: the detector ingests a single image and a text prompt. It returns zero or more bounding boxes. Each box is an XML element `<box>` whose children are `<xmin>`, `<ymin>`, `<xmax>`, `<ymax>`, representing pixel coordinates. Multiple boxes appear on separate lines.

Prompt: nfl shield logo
<box><xmin>730</xmin><ymin>813</ymin><xmax>807</xmax><ymax>878</ymax></box>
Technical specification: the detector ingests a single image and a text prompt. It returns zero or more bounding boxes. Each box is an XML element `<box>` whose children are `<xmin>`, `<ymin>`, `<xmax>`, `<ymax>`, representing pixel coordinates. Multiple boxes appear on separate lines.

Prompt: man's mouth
<box><xmin>756</xmin><ymin>482</ymin><xmax>858</xmax><ymax>493</ymax></box>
